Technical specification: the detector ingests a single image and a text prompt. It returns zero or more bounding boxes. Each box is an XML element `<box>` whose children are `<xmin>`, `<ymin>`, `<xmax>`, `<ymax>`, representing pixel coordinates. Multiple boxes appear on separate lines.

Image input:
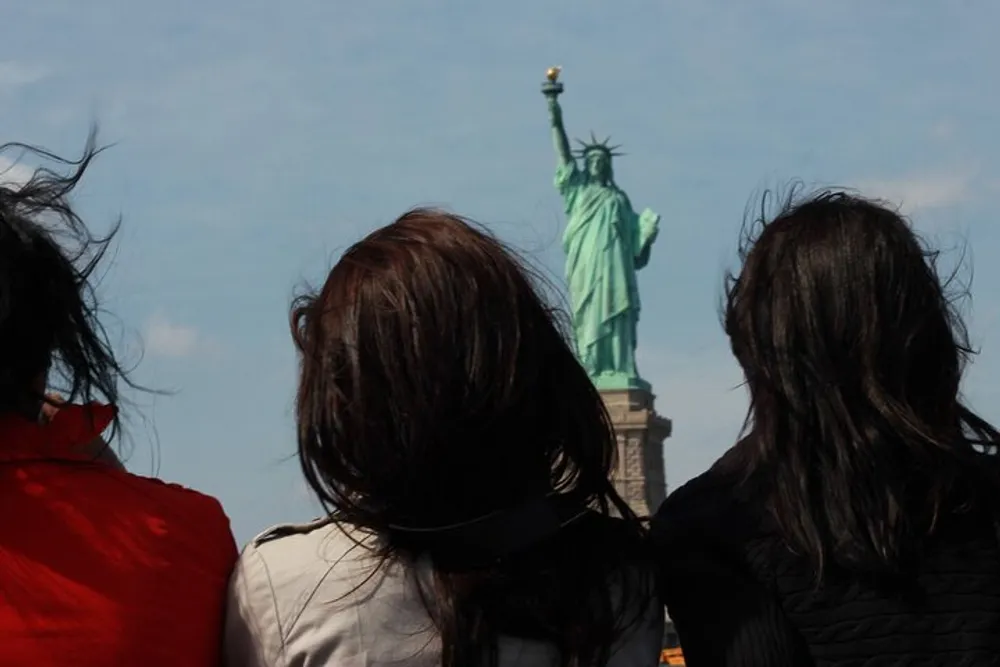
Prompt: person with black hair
<box><xmin>653</xmin><ymin>189</ymin><xmax>1000</xmax><ymax>666</ymax></box>
<box><xmin>223</xmin><ymin>209</ymin><xmax>664</xmax><ymax>667</ymax></box>
<box><xmin>0</xmin><ymin>133</ymin><xmax>238</xmax><ymax>666</ymax></box>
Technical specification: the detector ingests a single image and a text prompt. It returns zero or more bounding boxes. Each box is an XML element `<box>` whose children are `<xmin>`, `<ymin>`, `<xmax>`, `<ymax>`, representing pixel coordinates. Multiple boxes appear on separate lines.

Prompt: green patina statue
<box><xmin>542</xmin><ymin>67</ymin><xmax>660</xmax><ymax>391</ymax></box>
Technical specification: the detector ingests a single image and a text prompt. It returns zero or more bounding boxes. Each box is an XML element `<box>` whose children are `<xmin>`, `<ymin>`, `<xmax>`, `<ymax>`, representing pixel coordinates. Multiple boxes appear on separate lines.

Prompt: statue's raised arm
<box><xmin>542</xmin><ymin>67</ymin><xmax>574</xmax><ymax>167</ymax></box>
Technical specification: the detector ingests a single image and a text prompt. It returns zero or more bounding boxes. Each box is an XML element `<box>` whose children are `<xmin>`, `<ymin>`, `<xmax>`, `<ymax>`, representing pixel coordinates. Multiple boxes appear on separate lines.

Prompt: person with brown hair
<box><xmin>654</xmin><ymin>189</ymin><xmax>1000</xmax><ymax>666</ymax></box>
<box><xmin>224</xmin><ymin>209</ymin><xmax>663</xmax><ymax>667</ymax></box>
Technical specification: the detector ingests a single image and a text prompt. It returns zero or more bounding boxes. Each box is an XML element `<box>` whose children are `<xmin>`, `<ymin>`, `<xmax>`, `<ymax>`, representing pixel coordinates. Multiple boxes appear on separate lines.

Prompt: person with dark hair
<box><xmin>0</xmin><ymin>134</ymin><xmax>238</xmax><ymax>666</ymax></box>
<box><xmin>223</xmin><ymin>209</ymin><xmax>663</xmax><ymax>667</ymax></box>
<box><xmin>652</xmin><ymin>189</ymin><xmax>1000</xmax><ymax>666</ymax></box>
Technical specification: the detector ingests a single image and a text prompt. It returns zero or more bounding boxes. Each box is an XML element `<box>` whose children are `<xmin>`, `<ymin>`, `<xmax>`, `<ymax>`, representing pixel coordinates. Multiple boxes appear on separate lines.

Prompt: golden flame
<box><xmin>545</xmin><ymin>66</ymin><xmax>562</xmax><ymax>82</ymax></box>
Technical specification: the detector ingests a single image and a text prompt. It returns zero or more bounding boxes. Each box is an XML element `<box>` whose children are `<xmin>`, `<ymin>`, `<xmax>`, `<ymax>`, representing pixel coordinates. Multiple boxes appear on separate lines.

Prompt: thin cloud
<box><xmin>0</xmin><ymin>61</ymin><xmax>49</xmax><ymax>89</ymax></box>
<box><xmin>930</xmin><ymin>120</ymin><xmax>957</xmax><ymax>141</ymax></box>
<box><xmin>861</xmin><ymin>173</ymin><xmax>971</xmax><ymax>214</ymax></box>
<box><xmin>144</xmin><ymin>311</ymin><xmax>200</xmax><ymax>358</ymax></box>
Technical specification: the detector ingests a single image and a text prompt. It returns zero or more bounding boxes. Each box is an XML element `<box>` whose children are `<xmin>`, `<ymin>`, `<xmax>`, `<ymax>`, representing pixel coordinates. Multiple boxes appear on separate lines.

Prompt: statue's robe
<box><xmin>556</xmin><ymin>161</ymin><xmax>659</xmax><ymax>385</ymax></box>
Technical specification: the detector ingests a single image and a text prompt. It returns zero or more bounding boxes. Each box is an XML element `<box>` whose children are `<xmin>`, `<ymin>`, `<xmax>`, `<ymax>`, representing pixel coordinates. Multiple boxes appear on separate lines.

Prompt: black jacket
<box><xmin>653</xmin><ymin>450</ymin><xmax>1000</xmax><ymax>666</ymax></box>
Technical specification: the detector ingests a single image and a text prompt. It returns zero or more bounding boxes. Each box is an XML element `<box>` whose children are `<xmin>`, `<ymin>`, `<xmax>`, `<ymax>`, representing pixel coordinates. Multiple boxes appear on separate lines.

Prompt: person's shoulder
<box><xmin>238</xmin><ymin>518</ymin><xmax>371</xmax><ymax>591</ymax></box>
<box><xmin>653</xmin><ymin>455</ymin><xmax>764</xmax><ymax>550</ymax></box>
<box><xmin>231</xmin><ymin>518</ymin><xmax>375</xmax><ymax>633</ymax></box>
<box><xmin>248</xmin><ymin>516</ymin><xmax>364</xmax><ymax>554</ymax></box>
<box><xmin>658</xmin><ymin>467</ymin><xmax>739</xmax><ymax>525</ymax></box>
<box><xmin>121</xmin><ymin>473</ymin><xmax>231</xmax><ymax>525</ymax></box>
<box><xmin>105</xmin><ymin>472</ymin><xmax>237</xmax><ymax>572</ymax></box>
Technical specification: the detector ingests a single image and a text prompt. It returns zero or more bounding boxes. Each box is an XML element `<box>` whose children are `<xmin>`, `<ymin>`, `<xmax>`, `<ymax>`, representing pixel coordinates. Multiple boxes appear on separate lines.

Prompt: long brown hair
<box><xmin>721</xmin><ymin>188</ymin><xmax>1000</xmax><ymax>578</ymax></box>
<box><xmin>291</xmin><ymin>209</ymin><xmax>652</xmax><ymax>667</ymax></box>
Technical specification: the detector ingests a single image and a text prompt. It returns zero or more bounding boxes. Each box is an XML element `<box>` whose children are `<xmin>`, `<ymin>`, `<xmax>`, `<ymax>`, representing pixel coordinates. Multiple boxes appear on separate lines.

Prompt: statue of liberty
<box><xmin>542</xmin><ymin>67</ymin><xmax>660</xmax><ymax>391</ymax></box>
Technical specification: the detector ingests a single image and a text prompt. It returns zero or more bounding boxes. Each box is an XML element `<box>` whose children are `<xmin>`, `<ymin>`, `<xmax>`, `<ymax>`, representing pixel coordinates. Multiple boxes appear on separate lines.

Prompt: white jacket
<box><xmin>223</xmin><ymin>518</ymin><xmax>664</xmax><ymax>667</ymax></box>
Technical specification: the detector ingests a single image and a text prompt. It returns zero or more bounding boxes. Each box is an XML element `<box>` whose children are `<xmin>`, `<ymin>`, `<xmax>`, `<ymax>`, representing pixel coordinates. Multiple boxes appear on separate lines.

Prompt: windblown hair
<box><xmin>721</xmin><ymin>187</ymin><xmax>1000</xmax><ymax>578</ymax></box>
<box><xmin>0</xmin><ymin>129</ymin><xmax>131</xmax><ymax>437</ymax></box>
<box><xmin>292</xmin><ymin>209</ymin><xmax>651</xmax><ymax>667</ymax></box>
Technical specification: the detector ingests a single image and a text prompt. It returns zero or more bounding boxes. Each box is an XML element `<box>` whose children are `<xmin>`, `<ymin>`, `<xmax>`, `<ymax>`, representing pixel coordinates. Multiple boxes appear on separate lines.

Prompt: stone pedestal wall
<box><xmin>600</xmin><ymin>387</ymin><xmax>676</xmax><ymax>650</ymax></box>
<box><xmin>600</xmin><ymin>388</ymin><xmax>672</xmax><ymax>517</ymax></box>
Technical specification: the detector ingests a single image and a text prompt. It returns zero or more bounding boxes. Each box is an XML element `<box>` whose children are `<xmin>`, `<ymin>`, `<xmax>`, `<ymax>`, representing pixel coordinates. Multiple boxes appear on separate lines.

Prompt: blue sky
<box><xmin>4</xmin><ymin>0</ymin><xmax>999</xmax><ymax>543</ymax></box>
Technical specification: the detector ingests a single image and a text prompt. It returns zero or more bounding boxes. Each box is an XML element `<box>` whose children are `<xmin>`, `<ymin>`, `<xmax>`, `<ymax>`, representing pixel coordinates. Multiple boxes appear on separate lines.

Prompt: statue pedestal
<box><xmin>600</xmin><ymin>387</ymin><xmax>672</xmax><ymax>517</ymax></box>
<box><xmin>602</xmin><ymin>386</ymin><xmax>678</xmax><ymax>653</ymax></box>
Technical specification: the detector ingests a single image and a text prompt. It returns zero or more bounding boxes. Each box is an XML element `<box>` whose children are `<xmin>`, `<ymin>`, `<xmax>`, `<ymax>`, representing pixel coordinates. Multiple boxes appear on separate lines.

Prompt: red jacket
<box><xmin>0</xmin><ymin>403</ymin><xmax>237</xmax><ymax>666</ymax></box>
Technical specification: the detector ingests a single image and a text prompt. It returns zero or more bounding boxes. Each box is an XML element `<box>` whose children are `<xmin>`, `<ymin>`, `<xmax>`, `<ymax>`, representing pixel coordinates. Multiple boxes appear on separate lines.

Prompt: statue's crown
<box><xmin>573</xmin><ymin>132</ymin><xmax>625</xmax><ymax>158</ymax></box>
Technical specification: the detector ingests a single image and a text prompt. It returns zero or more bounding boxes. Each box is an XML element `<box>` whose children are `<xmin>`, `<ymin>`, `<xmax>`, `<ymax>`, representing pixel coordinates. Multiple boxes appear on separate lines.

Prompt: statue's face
<box><xmin>586</xmin><ymin>150</ymin><xmax>611</xmax><ymax>180</ymax></box>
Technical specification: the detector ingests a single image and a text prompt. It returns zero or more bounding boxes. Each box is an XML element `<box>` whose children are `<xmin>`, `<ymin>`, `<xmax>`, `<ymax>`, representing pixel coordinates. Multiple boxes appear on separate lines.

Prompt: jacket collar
<box><xmin>0</xmin><ymin>403</ymin><xmax>115</xmax><ymax>463</ymax></box>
